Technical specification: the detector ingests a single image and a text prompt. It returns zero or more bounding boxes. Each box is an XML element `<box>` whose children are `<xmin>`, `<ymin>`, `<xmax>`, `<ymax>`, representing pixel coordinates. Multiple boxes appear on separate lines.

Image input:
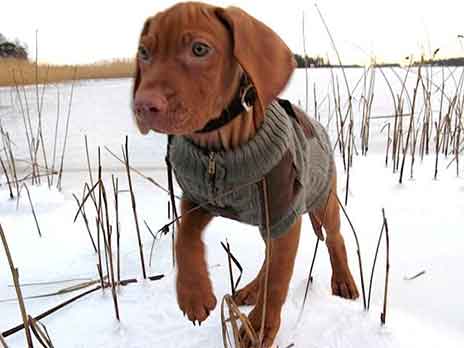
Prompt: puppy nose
<box><xmin>134</xmin><ymin>93</ymin><xmax>168</xmax><ymax>117</ymax></box>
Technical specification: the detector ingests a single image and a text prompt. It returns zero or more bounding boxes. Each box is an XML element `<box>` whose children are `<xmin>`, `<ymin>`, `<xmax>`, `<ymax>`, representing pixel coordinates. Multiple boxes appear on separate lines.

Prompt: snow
<box><xmin>1</xmin><ymin>69</ymin><xmax>464</xmax><ymax>347</ymax></box>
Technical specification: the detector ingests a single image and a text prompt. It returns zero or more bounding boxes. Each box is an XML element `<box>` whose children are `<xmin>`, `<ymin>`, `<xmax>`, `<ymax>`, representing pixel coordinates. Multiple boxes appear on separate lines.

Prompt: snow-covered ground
<box><xmin>1</xmin><ymin>69</ymin><xmax>463</xmax><ymax>347</ymax></box>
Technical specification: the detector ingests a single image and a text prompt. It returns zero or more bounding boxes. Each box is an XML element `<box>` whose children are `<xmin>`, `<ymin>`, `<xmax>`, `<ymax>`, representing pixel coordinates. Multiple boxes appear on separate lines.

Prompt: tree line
<box><xmin>0</xmin><ymin>33</ymin><xmax>28</xmax><ymax>60</ymax></box>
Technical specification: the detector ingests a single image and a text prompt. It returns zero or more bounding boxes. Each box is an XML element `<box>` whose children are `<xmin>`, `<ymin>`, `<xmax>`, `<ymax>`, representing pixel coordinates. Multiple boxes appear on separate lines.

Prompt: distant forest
<box><xmin>293</xmin><ymin>53</ymin><xmax>361</xmax><ymax>68</ymax></box>
<box><xmin>294</xmin><ymin>53</ymin><xmax>464</xmax><ymax>68</ymax></box>
<box><xmin>413</xmin><ymin>57</ymin><xmax>464</xmax><ymax>67</ymax></box>
<box><xmin>0</xmin><ymin>33</ymin><xmax>28</xmax><ymax>60</ymax></box>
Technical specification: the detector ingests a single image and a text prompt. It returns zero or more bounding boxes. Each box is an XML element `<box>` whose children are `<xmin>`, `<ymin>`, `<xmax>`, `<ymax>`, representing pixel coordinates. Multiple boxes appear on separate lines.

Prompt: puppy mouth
<box><xmin>135</xmin><ymin>107</ymin><xmax>202</xmax><ymax>135</ymax></box>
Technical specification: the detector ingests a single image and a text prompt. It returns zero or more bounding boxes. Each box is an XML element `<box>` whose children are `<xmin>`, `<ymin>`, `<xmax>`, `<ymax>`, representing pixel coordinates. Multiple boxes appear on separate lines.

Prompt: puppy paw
<box><xmin>331</xmin><ymin>271</ymin><xmax>359</xmax><ymax>300</ymax></box>
<box><xmin>233</xmin><ymin>278</ymin><xmax>260</xmax><ymax>306</ymax></box>
<box><xmin>176</xmin><ymin>272</ymin><xmax>217</xmax><ymax>324</ymax></box>
<box><xmin>240</xmin><ymin>306</ymin><xmax>280</xmax><ymax>348</ymax></box>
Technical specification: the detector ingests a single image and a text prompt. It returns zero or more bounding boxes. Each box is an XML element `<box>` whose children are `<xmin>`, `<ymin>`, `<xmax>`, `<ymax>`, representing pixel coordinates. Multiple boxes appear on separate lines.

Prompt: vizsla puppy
<box><xmin>133</xmin><ymin>2</ymin><xmax>359</xmax><ymax>347</ymax></box>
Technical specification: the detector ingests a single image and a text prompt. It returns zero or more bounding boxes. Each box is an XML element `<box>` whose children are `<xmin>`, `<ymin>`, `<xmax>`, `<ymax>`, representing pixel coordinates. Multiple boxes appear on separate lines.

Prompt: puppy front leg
<box><xmin>176</xmin><ymin>198</ymin><xmax>217</xmax><ymax>324</ymax></box>
<box><xmin>242</xmin><ymin>217</ymin><xmax>302</xmax><ymax>348</ymax></box>
<box><xmin>315</xmin><ymin>173</ymin><xmax>359</xmax><ymax>300</ymax></box>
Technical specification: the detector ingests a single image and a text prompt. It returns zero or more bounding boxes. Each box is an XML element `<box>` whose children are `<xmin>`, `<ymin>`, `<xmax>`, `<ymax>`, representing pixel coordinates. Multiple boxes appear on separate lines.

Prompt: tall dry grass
<box><xmin>0</xmin><ymin>59</ymin><xmax>135</xmax><ymax>86</ymax></box>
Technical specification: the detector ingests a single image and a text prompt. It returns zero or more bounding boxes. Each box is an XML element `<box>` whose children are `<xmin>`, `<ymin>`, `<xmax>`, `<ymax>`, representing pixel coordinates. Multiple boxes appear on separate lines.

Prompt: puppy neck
<box><xmin>186</xmin><ymin>108</ymin><xmax>261</xmax><ymax>151</ymax></box>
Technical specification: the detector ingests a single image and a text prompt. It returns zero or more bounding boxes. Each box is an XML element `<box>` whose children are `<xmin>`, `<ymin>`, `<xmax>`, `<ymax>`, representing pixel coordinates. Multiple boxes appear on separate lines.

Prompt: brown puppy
<box><xmin>133</xmin><ymin>2</ymin><xmax>358</xmax><ymax>347</ymax></box>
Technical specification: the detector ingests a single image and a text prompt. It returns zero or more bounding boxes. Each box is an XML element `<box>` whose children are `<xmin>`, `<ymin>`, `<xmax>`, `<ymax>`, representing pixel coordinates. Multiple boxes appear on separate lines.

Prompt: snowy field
<box><xmin>0</xmin><ymin>68</ymin><xmax>463</xmax><ymax>347</ymax></box>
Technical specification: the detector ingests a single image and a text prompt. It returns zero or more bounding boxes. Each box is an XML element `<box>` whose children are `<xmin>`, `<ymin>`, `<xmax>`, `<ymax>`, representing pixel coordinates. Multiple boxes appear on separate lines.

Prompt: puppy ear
<box><xmin>133</xmin><ymin>18</ymin><xmax>152</xmax><ymax>101</ymax></box>
<box><xmin>215</xmin><ymin>7</ymin><xmax>295</xmax><ymax>119</ymax></box>
<box><xmin>133</xmin><ymin>18</ymin><xmax>152</xmax><ymax>134</ymax></box>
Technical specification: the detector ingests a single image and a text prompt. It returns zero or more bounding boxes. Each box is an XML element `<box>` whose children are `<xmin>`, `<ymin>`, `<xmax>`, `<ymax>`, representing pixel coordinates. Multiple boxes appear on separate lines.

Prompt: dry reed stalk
<box><xmin>377</xmin><ymin>67</ymin><xmax>399</xmax><ymax>168</ymax></box>
<box><xmin>7</xmin><ymin>277</ymin><xmax>92</xmax><ymax>288</ymax></box>
<box><xmin>331</xmin><ymin>75</ymin><xmax>347</xmax><ymax>170</ymax></box>
<box><xmin>409</xmin><ymin>126</ymin><xmax>421</xmax><ymax>179</ymax></box>
<box><xmin>367</xmin><ymin>220</ymin><xmax>385</xmax><ymax>310</ymax></box>
<box><xmin>391</xmin><ymin>66</ymin><xmax>411</xmax><ymax>172</ymax></box>
<box><xmin>220</xmin><ymin>240</ymin><xmax>243</xmax><ymax>296</ymax></box>
<box><xmin>20</xmin><ymin>72</ymin><xmax>40</xmax><ymax>185</ymax></box>
<box><xmin>75</xmin><ymin>182</ymin><xmax>106</xmax><ymax>245</ymax></box>
<box><xmin>381</xmin><ymin>123</ymin><xmax>391</xmax><ymax>167</ymax></box>
<box><xmin>297</xmin><ymin>237</ymin><xmax>319</xmax><ymax>324</ymax></box>
<box><xmin>56</xmin><ymin>67</ymin><xmax>77</xmax><ymax>191</ymax></box>
<box><xmin>221</xmin><ymin>295</ymin><xmax>258</xmax><ymax>348</ymax></box>
<box><xmin>390</xmin><ymin>66</ymin><xmax>413</xmax><ymax>110</ymax></box>
<box><xmin>434</xmin><ymin>120</ymin><xmax>441</xmax><ymax>180</ymax></box>
<box><xmin>85</xmin><ymin>136</ymin><xmax>96</xmax><ymax>198</ymax></box>
<box><xmin>0</xmin><ymin>153</ymin><xmax>14</xmax><ymax>199</ymax></box>
<box><xmin>1</xmin><ymin>279</ymin><xmax>102</xmax><ymax>302</ymax></box>
<box><xmin>166</xmin><ymin>136</ymin><xmax>179</xmax><ymax>268</ymax></box>
<box><xmin>0</xmin><ymin>334</ymin><xmax>8</xmax><ymax>348</ymax></box>
<box><xmin>314</xmin><ymin>4</ymin><xmax>351</xmax><ymax>97</ymax></box>
<box><xmin>0</xmin><ymin>225</ymin><xmax>33</xmax><ymax>347</ymax></box>
<box><xmin>417</xmin><ymin>69</ymin><xmax>434</xmax><ymax>161</ymax></box>
<box><xmin>301</xmin><ymin>11</ymin><xmax>309</xmax><ymax>113</ymax></box>
<box><xmin>404</xmin><ymin>270</ymin><xmax>426</xmax><ymax>281</ymax></box>
<box><xmin>50</xmin><ymin>86</ymin><xmax>61</xmax><ymax>187</ymax></box>
<box><xmin>17</xmin><ymin>183</ymin><xmax>42</xmax><ymax>237</ymax></box>
<box><xmin>100</xmin><ymin>178</ymin><xmax>111</xmax><ymax>252</ymax></box>
<box><xmin>78</xmin><ymin>183</ymin><xmax>103</xmax><ymax>230</ymax></box>
<box><xmin>4</xmin><ymin>133</ymin><xmax>19</xmax><ymax>197</ymax></box>
<box><xmin>123</xmin><ymin>136</ymin><xmax>147</xmax><ymax>279</ymax></box>
<box><xmin>72</xmin><ymin>191</ymin><xmax>97</xmax><ymax>253</ymax></box>
<box><xmin>101</xmin><ymin>183</ymin><xmax>120</xmax><ymax>321</ymax></box>
<box><xmin>155</xmin><ymin>181</ymin><xmax>258</xmax><ymax>243</ymax></box>
<box><xmin>11</xmin><ymin>72</ymin><xmax>35</xmax><ymax>182</ymax></box>
<box><xmin>344</xmin><ymin>120</ymin><xmax>353</xmax><ymax>205</ymax></box>
<box><xmin>393</xmin><ymin>98</ymin><xmax>405</xmax><ymax>173</ymax></box>
<box><xmin>1</xmin><ymin>284</ymin><xmax>94</xmax><ymax>339</ymax></box>
<box><xmin>112</xmin><ymin>175</ymin><xmax>121</xmax><ymax>285</ymax></box>
<box><xmin>456</xmin><ymin>125</ymin><xmax>461</xmax><ymax>176</ymax></box>
<box><xmin>259</xmin><ymin>178</ymin><xmax>272</xmax><ymax>347</ymax></box>
<box><xmin>97</xmin><ymin>149</ymin><xmax>111</xmax><ymax>289</ymax></box>
<box><xmin>334</xmin><ymin>194</ymin><xmax>367</xmax><ymax>310</ymax></box>
<box><xmin>434</xmin><ymin>74</ymin><xmax>447</xmax><ymax>179</ymax></box>
<box><xmin>72</xmin><ymin>180</ymin><xmax>101</xmax><ymax>221</ymax></box>
<box><xmin>298</xmin><ymin>193</ymin><xmax>331</xmax><ymax>322</ymax></box>
<box><xmin>380</xmin><ymin>209</ymin><xmax>390</xmax><ymax>325</ymax></box>
<box><xmin>313</xmin><ymin>84</ymin><xmax>319</xmax><ymax>122</ymax></box>
<box><xmin>104</xmin><ymin>145</ymin><xmax>175</xmax><ymax>198</ymax></box>
<box><xmin>399</xmin><ymin>68</ymin><xmax>422</xmax><ymax>184</ymax></box>
<box><xmin>28</xmin><ymin>315</ymin><xmax>54</xmax><ymax>348</ymax></box>
<box><xmin>360</xmin><ymin>67</ymin><xmax>375</xmax><ymax>156</ymax></box>
<box><xmin>223</xmin><ymin>240</ymin><xmax>236</xmax><ymax>296</ymax></box>
<box><xmin>169</xmin><ymin>201</ymin><xmax>175</xmax><ymax>268</ymax></box>
<box><xmin>32</xmin><ymin>59</ymin><xmax>52</xmax><ymax>188</ymax></box>
<box><xmin>146</xmin><ymin>220</ymin><xmax>160</xmax><ymax>267</ymax></box>
<box><xmin>315</xmin><ymin>4</ymin><xmax>357</xmax><ymax>179</ymax></box>
<box><xmin>2</xmin><ymin>277</ymin><xmax>166</xmax><ymax>339</ymax></box>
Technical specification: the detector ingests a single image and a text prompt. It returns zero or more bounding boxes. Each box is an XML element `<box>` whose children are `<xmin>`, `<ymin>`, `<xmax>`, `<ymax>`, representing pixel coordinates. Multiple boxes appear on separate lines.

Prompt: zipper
<box><xmin>208</xmin><ymin>152</ymin><xmax>216</xmax><ymax>176</ymax></box>
<box><xmin>208</xmin><ymin>152</ymin><xmax>217</xmax><ymax>204</ymax></box>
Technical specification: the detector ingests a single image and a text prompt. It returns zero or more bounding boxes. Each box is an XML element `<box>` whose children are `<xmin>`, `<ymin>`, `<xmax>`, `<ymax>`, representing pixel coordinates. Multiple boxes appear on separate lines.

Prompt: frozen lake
<box><xmin>2</xmin><ymin>67</ymin><xmax>461</xmax><ymax>173</ymax></box>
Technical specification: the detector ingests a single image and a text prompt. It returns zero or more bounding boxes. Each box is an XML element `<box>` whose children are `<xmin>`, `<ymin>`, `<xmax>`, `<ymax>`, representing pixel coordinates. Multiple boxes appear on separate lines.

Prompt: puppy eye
<box><xmin>191</xmin><ymin>42</ymin><xmax>211</xmax><ymax>57</ymax></box>
<box><xmin>138</xmin><ymin>45</ymin><xmax>151</xmax><ymax>62</ymax></box>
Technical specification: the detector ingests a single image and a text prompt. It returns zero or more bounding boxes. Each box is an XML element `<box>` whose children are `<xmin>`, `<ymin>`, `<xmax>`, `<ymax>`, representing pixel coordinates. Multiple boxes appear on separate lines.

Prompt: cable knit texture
<box><xmin>169</xmin><ymin>100</ymin><xmax>334</xmax><ymax>238</ymax></box>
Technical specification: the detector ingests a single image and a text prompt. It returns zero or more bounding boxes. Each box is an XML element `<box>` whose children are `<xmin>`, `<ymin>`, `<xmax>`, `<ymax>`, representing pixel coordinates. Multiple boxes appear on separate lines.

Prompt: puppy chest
<box><xmin>173</xmin><ymin>154</ymin><xmax>263</xmax><ymax>225</ymax></box>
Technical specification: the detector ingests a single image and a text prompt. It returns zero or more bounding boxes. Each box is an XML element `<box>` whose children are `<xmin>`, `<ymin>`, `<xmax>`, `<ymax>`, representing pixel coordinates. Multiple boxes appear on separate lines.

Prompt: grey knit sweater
<box><xmin>169</xmin><ymin>100</ymin><xmax>334</xmax><ymax>239</ymax></box>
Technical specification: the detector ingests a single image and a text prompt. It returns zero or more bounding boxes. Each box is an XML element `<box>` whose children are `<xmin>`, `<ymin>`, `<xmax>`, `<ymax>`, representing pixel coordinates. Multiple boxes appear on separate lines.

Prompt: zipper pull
<box><xmin>208</xmin><ymin>152</ymin><xmax>216</xmax><ymax>176</ymax></box>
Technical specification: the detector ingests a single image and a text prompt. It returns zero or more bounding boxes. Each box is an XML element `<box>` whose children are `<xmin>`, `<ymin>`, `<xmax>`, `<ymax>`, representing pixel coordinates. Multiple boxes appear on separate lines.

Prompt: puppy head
<box><xmin>133</xmin><ymin>2</ymin><xmax>295</xmax><ymax>135</ymax></box>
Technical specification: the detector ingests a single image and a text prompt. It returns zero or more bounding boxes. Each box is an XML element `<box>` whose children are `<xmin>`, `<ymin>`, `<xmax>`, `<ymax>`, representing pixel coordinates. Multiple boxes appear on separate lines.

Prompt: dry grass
<box><xmin>0</xmin><ymin>58</ymin><xmax>135</xmax><ymax>86</ymax></box>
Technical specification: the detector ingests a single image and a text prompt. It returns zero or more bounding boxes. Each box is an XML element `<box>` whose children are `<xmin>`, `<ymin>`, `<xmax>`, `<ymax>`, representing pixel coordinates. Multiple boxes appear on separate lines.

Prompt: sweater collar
<box><xmin>170</xmin><ymin>101</ymin><xmax>293</xmax><ymax>185</ymax></box>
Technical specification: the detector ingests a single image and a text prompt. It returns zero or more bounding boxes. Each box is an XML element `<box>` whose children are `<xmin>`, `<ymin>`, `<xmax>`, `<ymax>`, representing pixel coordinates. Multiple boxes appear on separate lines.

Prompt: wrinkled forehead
<box><xmin>143</xmin><ymin>3</ymin><xmax>230</xmax><ymax>49</ymax></box>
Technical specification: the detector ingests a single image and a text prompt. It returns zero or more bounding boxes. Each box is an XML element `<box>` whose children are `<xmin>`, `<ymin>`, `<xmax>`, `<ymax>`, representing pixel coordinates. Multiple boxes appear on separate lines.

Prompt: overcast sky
<box><xmin>2</xmin><ymin>0</ymin><xmax>463</xmax><ymax>65</ymax></box>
